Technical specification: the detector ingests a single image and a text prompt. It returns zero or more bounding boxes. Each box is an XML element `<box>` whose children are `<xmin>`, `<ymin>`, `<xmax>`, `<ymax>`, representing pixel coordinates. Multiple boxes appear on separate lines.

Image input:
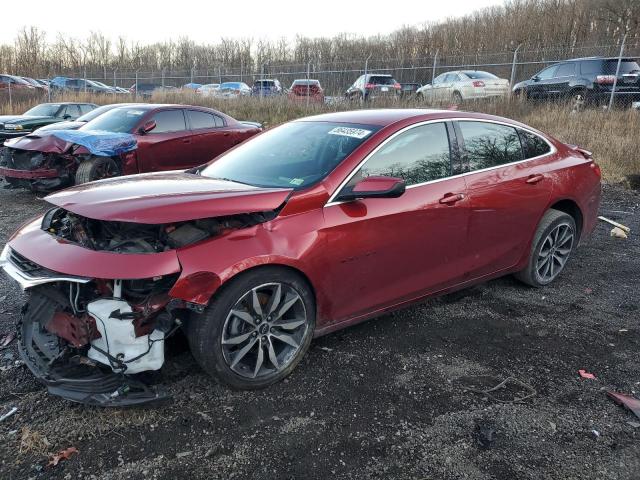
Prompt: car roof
<box><xmin>37</xmin><ymin>102</ymin><xmax>97</xmax><ymax>106</ymax></box>
<box><xmin>563</xmin><ymin>56</ymin><xmax>638</xmax><ymax>62</ymax></box>
<box><xmin>297</xmin><ymin>109</ymin><xmax>532</xmax><ymax>128</ymax></box>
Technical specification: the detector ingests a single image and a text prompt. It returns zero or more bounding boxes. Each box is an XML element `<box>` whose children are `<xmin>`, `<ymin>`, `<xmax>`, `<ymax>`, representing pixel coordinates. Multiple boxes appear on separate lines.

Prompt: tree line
<box><xmin>1</xmin><ymin>0</ymin><xmax>638</xmax><ymax>79</ymax></box>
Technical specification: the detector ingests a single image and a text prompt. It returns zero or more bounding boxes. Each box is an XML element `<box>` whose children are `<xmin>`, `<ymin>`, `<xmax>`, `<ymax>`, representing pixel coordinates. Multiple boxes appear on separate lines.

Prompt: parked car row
<box><xmin>0</xmin><ymin>104</ymin><xmax>602</xmax><ymax>406</ymax></box>
<box><xmin>0</xmin><ymin>102</ymin><xmax>262</xmax><ymax>191</ymax></box>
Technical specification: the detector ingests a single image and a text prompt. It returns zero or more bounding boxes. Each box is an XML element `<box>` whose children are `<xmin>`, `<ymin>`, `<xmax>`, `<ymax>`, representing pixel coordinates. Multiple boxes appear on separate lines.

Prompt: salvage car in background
<box><xmin>0</xmin><ymin>74</ymin><xmax>35</xmax><ymax>91</ymax></box>
<box><xmin>288</xmin><ymin>79</ymin><xmax>324</xmax><ymax>103</ymax></box>
<box><xmin>33</xmin><ymin>103</ymin><xmax>144</xmax><ymax>133</ymax></box>
<box><xmin>0</xmin><ymin>104</ymin><xmax>262</xmax><ymax>191</ymax></box>
<box><xmin>0</xmin><ymin>109</ymin><xmax>601</xmax><ymax>405</ymax></box>
<box><xmin>512</xmin><ymin>56</ymin><xmax>640</xmax><ymax>107</ymax></box>
<box><xmin>0</xmin><ymin>102</ymin><xmax>97</xmax><ymax>141</ymax></box>
<box><xmin>215</xmin><ymin>82</ymin><xmax>252</xmax><ymax>98</ymax></box>
<box><xmin>196</xmin><ymin>84</ymin><xmax>220</xmax><ymax>96</ymax></box>
<box><xmin>251</xmin><ymin>79</ymin><xmax>283</xmax><ymax>96</ymax></box>
<box><xmin>418</xmin><ymin>71</ymin><xmax>510</xmax><ymax>103</ymax></box>
<box><xmin>346</xmin><ymin>73</ymin><xmax>401</xmax><ymax>102</ymax></box>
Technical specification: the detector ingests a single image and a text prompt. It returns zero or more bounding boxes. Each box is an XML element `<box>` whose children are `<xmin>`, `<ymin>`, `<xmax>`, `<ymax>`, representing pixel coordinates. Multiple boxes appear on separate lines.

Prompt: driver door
<box><xmin>320</xmin><ymin>121</ymin><xmax>469</xmax><ymax>324</ymax></box>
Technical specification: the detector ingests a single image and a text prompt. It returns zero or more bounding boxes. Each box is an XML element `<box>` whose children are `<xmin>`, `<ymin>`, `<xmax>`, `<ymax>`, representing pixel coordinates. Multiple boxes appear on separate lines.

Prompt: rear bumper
<box><xmin>0</xmin><ymin>166</ymin><xmax>59</xmax><ymax>179</ymax></box>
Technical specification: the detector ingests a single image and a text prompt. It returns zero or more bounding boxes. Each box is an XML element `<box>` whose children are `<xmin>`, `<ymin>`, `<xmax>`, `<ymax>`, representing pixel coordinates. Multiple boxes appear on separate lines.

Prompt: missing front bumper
<box><xmin>18</xmin><ymin>316</ymin><xmax>170</xmax><ymax>407</ymax></box>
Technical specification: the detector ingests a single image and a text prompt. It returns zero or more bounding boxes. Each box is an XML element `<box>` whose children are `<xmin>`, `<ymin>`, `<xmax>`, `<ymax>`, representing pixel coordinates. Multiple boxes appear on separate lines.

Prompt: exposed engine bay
<box><xmin>42</xmin><ymin>206</ymin><xmax>277</xmax><ymax>253</ymax></box>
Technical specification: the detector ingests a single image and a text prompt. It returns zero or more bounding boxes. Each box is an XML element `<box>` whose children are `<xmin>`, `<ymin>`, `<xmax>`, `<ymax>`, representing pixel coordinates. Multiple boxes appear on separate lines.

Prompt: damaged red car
<box><xmin>0</xmin><ymin>109</ymin><xmax>601</xmax><ymax>406</ymax></box>
<box><xmin>0</xmin><ymin>104</ymin><xmax>261</xmax><ymax>191</ymax></box>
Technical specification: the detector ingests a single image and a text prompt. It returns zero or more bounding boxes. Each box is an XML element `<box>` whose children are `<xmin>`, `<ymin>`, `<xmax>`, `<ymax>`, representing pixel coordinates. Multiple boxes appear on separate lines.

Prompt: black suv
<box><xmin>513</xmin><ymin>57</ymin><xmax>640</xmax><ymax>106</ymax></box>
<box><xmin>346</xmin><ymin>74</ymin><xmax>401</xmax><ymax>102</ymax></box>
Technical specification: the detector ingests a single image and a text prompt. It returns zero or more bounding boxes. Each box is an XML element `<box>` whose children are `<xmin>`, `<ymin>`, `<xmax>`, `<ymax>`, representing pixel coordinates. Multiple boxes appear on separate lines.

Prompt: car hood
<box><xmin>45</xmin><ymin>171</ymin><xmax>294</xmax><ymax>224</ymax></box>
<box><xmin>0</xmin><ymin>115</ymin><xmax>52</xmax><ymax>125</ymax></box>
<box><xmin>4</xmin><ymin>131</ymin><xmax>72</xmax><ymax>153</ymax></box>
<box><xmin>35</xmin><ymin>121</ymin><xmax>84</xmax><ymax>133</ymax></box>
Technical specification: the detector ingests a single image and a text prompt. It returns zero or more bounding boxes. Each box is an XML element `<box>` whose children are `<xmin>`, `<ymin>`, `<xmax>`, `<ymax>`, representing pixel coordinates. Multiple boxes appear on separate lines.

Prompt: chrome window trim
<box><xmin>325</xmin><ymin>117</ymin><xmax>556</xmax><ymax>207</ymax></box>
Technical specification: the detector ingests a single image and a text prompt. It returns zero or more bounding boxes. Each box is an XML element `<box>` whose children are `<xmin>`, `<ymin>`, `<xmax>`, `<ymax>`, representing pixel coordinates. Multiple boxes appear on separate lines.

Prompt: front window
<box><xmin>24</xmin><ymin>104</ymin><xmax>61</xmax><ymax>117</ymax></box>
<box><xmin>81</xmin><ymin>107</ymin><xmax>148</xmax><ymax>133</ymax></box>
<box><xmin>200</xmin><ymin>121</ymin><xmax>380</xmax><ymax>189</ymax></box>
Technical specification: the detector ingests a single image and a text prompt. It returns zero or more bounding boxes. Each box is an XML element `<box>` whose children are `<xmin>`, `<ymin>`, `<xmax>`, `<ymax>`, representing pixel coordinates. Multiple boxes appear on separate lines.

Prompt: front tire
<box><xmin>75</xmin><ymin>157</ymin><xmax>120</xmax><ymax>184</ymax></box>
<box><xmin>186</xmin><ymin>267</ymin><xmax>316</xmax><ymax>390</ymax></box>
<box><xmin>515</xmin><ymin>209</ymin><xmax>577</xmax><ymax>287</ymax></box>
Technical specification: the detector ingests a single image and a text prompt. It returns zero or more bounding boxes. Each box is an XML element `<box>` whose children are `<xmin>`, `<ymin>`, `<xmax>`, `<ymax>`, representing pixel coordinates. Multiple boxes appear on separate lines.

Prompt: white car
<box><xmin>196</xmin><ymin>83</ymin><xmax>220</xmax><ymax>97</ymax></box>
<box><xmin>418</xmin><ymin>71</ymin><xmax>510</xmax><ymax>103</ymax></box>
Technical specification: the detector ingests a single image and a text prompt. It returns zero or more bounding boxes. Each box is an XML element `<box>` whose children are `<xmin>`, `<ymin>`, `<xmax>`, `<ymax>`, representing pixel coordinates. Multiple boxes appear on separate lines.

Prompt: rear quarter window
<box><xmin>518</xmin><ymin>129</ymin><xmax>552</xmax><ymax>159</ymax></box>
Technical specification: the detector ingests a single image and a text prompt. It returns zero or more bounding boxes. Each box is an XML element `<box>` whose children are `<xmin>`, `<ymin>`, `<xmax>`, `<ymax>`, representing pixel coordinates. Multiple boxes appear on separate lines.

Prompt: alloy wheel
<box><xmin>221</xmin><ymin>282</ymin><xmax>309</xmax><ymax>379</ymax></box>
<box><xmin>535</xmin><ymin>222</ymin><xmax>574</xmax><ymax>282</ymax></box>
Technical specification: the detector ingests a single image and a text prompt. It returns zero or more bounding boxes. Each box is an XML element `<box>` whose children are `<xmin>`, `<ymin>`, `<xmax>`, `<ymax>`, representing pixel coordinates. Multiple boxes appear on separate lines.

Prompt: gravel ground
<box><xmin>0</xmin><ymin>184</ymin><xmax>638</xmax><ymax>480</ymax></box>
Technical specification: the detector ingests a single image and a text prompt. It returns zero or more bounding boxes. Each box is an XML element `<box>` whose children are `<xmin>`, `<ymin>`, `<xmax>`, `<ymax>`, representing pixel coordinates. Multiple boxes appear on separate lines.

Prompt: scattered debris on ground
<box><xmin>578</xmin><ymin>369</ymin><xmax>596</xmax><ymax>379</ymax></box>
<box><xmin>48</xmin><ymin>447</ymin><xmax>78</xmax><ymax>467</ymax></box>
<box><xmin>607</xmin><ymin>391</ymin><xmax>640</xmax><ymax>421</ymax></box>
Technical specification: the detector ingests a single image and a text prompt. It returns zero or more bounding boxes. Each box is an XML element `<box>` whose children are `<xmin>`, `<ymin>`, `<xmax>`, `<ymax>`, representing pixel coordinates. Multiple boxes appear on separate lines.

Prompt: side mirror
<box><xmin>139</xmin><ymin>120</ymin><xmax>156</xmax><ymax>134</ymax></box>
<box><xmin>531</xmin><ymin>75</ymin><xmax>540</xmax><ymax>82</ymax></box>
<box><xmin>337</xmin><ymin>176</ymin><xmax>406</xmax><ymax>202</ymax></box>
<box><xmin>63</xmin><ymin>114</ymin><xmax>72</xmax><ymax>119</ymax></box>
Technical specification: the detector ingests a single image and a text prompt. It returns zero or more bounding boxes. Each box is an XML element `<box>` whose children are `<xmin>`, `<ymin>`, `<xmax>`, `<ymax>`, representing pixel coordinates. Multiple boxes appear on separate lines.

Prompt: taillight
<box><xmin>590</xmin><ymin>162</ymin><xmax>602</xmax><ymax>178</ymax></box>
<box><xmin>394</xmin><ymin>83</ymin><xmax>401</xmax><ymax>89</ymax></box>
<box><xmin>364</xmin><ymin>83</ymin><xmax>375</xmax><ymax>89</ymax></box>
<box><xmin>472</xmin><ymin>81</ymin><xmax>485</xmax><ymax>88</ymax></box>
<box><xmin>596</xmin><ymin>75</ymin><xmax>616</xmax><ymax>85</ymax></box>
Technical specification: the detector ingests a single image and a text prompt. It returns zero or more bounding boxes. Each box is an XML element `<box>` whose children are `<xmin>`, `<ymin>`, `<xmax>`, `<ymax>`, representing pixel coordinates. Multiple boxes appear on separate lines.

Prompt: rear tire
<box><xmin>515</xmin><ymin>209</ymin><xmax>577</xmax><ymax>287</ymax></box>
<box><xmin>186</xmin><ymin>267</ymin><xmax>316</xmax><ymax>390</ymax></box>
<box><xmin>75</xmin><ymin>157</ymin><xmax>120</xmax><ymax>185</ymax></box>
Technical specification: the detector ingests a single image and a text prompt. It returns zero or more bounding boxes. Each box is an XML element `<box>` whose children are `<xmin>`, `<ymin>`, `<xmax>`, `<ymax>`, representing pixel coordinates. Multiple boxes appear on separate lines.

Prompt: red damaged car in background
<box><xmin>0</xmin><ymin>109</ymin><xmax>600</xmax><ymax>406</ymax></box>
<box><xmin>0</xmin><ymin>104</ymin><xmax>262</xmax><ymax>191</ymax></box>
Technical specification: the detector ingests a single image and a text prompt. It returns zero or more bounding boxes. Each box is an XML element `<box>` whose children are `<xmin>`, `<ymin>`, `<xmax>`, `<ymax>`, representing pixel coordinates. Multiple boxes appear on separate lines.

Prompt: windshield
<box><xmin>80</xmin><ymin>107</ymin><xmax>147</xmax><ymax>133</ymax></box>
<box><xmin>76</xmin><ymin>104</ymin><xmax>127</xmax><ymax>122</ymax></box>
<box><xmin>463</xmin><ymin>71</ymin><xmax>498</xmax><ymax>79</ymax></box>
<box><xmin>24</xmin><ymin>104</ymin><xmax>61</xmax><ymax>117</ymax></box>
<box><xmin>200</xmin><ymin>121</ymin><xmax>380</xmax><ymax>189</ymax></box>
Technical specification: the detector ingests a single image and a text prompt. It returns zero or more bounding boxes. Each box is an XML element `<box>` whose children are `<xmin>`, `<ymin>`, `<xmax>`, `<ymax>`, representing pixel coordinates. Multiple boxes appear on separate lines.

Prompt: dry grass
<box><xmin>1</xmin><ymin>91</ymin><xmax>638</xmax><ymax>183</ymax></box>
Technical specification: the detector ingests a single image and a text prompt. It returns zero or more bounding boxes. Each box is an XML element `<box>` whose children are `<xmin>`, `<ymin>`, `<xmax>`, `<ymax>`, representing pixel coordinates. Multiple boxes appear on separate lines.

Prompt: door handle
<box><xmin>439</xmin><ymin>193</ymin><xmax>465</xmax><ymax>205</ymax></box>
<box><xmin>223</xmin><ymin>132</ymin><xmax>230</xmax><ymax>137</ymax></box>
<box><xmin>182</xmin><ymin>139</ymin><xmax>191</xmax><ymax>144</ymax></box>
<box><xmin>526</xmin><ymin>174</ymin><xmax>545</xmax><ymax>184</ymax></box>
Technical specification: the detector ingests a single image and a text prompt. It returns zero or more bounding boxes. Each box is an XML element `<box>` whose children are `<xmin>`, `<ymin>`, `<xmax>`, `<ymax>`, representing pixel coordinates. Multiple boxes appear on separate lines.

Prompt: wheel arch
<box><xmin>549</xmin><ymin>198</ymin><xmax>583</xmax><ymax>238</ymax></box>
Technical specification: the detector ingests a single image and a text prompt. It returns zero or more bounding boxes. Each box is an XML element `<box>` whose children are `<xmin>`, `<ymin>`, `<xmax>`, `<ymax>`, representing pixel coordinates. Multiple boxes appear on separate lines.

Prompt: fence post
<box><xmin>190</xmin><ymin>66</ymin><xmax>195</xmax><ymax>85</ymax></box>
<box><xmin>306</xmin><ymin>61</ymin><xmax>311</xmax><ymax>109</ymax></box>
<box><xmin>113</xmin><ymin>68</ymin><xmax>118</xmax><ymax>88</ymax></box>
<box><xmin>218</xmin><ymin>66</ymin><xmax>222</xmax><ymax>85</ymax></box>
<box><xmin>83</xmin><ymin>65</ymin><xmax>87</xmax><ymax>93</ymax></box>
<box><xmin>363</xmin><ymin>53</ymin><xmax>372</xmax><ymax>105</ymax></box>
<box><xmin>240</xmin><ymin>58</ymin><xmax>243</xmax><ymax>82</ymax></box>
<box><xmin>431</xmin><ymin>49</ymin><xmax>439</xmax><ymax>83</ymax></box>
<box><xmin>8</xmin><ymin>82</ymin><xmax>12</xmax><ymax>113</ymax></box>
<box><xmin>510</xmin><ymin>43</ymin><xmax>523</xmax><ymax>88</ymax></box>
<box><xmin>135</xmin><ymin>70</ymin><xmax>139</xmax><ymax>100</ymax></box>
<box><xmin>609</xmin><ymin>33</ymin><xmax>628</xmax><ymax>111</ymax></box>
<box><xmin>162</xmin><ymin>68</ymin><xmax>166</xmax><ymax>89</ymax></box>
<box><xmin>260</xmin><ymin>63</ymin><xmax>266</xmax><ymax>99</ymax></box>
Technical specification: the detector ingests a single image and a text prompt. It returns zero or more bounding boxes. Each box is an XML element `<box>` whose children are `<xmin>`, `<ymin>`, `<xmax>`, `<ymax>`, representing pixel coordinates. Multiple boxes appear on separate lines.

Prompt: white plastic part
<box><xmin>87</xmin><ymin>298</ymin><xmax>165</xmax><ymax>374</ymax></box>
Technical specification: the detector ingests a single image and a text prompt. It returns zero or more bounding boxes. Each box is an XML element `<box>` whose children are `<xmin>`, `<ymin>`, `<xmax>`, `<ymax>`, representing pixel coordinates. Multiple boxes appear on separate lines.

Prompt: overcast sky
<box><xmin>3</xmin><ymin>0</ymin><xmax>505</xmax><ymax>44</ymax></box>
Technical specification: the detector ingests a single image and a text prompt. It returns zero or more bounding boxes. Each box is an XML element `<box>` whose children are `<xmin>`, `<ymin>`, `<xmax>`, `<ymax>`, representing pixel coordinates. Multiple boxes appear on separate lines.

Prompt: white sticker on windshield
<box><xmin>127</xmin><ymin>110</ymin><xmax>145</xmax><ymax>116</ymax></box>
<box><xmin>328</xmin><ymin>127</ymin><xmax>372</xmax><ymax>139</ymax></box>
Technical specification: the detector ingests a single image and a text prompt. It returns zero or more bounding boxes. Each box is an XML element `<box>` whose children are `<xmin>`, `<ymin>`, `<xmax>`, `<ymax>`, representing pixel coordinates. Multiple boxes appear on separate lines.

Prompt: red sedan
<box><xmin>0</xmin><ymin>109</ymin><xmax>601</xmax><ymax>405</ymax></box>
<box><xmin>0</xmin><ymin>104</ymin><xmax>261</xmax><ymax>191</ymax></box>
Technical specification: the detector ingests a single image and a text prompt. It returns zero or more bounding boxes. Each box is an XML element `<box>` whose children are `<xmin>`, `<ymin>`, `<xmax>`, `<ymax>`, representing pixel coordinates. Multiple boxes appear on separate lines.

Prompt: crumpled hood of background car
<box><xmin>45</xmin><ymin>171</ymin><xmax>293</xmax><ymax>224</ymax></box>
<box><xmin>4</xmin><ymin>131</ymin><xmax>73</xmax><ymax>153</ymax></box>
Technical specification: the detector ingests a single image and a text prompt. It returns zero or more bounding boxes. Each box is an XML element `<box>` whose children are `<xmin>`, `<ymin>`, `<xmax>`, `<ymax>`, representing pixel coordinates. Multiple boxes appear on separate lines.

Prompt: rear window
<box><xmin>459</xmin><ymin>121</ymin><xmax>523</xmax><ymax>171</ymax></box>
<box><xmin>462</xmin><ymin>71</ymin><xmax>498</xmax><ymax>79</ymax></box>
<box><xmin>582</xmin><ymin>59</ymin><xmax>640</xmax><ymax>75</ymax></box>
<box><xmin>187</xmin><ymin>110</ymin><xmax>224</xmax><ymax>129</ymax></box>
<box><xmin>369</xmin><ymin>76</ymin><xmax>396</xmax><ymax>85</ymax></box>
<box><xmin>254</xmin><ymin>80</ymin><xmax>275</xmax><ymax>87</ymax></box>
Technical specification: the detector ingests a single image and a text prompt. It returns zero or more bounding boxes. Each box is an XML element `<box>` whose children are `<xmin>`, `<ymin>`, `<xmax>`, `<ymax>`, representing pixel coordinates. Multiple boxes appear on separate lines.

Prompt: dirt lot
<box><xmin>0</xmin><ymin>183</ymin><xmax>638</xmax><ymax>480</ymax></box>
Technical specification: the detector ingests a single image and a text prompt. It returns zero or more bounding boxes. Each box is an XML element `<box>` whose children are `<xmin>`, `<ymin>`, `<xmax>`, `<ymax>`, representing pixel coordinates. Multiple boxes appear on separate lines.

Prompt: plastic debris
<box><xmin>598</xmin><ymin>216</ymin><xmax>631</xmax><ymax>233</ymax></box>
<box><xmin>0</xmin><ymin>332</ymin><xmax>16</xmax><ymax>349</ymax></box>
<box><xmin>578</xmin><ymin>369</ymin><xmax>596</xmax><ymax>380</ymax></box>
<box><xmin>48</xmin><ymin>447</ymin><xmax>78</xmax><ymax>467</ymax></box>
<box><xmin>628</xmin><ymin>421</ymin><xmax>640</xmax><ymax>428</ymax></box>
<box><xmin>607</xmin><ymin>391</ymin><xmax>640</xmax><ymax>421</ymax></box>
<box><xmin>463</xmin><ymin>376</ymin><xmax>537</xmax><ymax>403</ymax></box>
<box><xmin>610</xmin><ymin>227</ymin><xmax>628</xmax><ymax>239</ymax></box>
<box><xmin>0</xmin><ymin>406</ymin><xmax>17</xmax><ymax>422</ymax></box>
<box><xmin>592</xmin><ymin>429</ymin><xmax>600</xmax><ymax>438</ymax></box>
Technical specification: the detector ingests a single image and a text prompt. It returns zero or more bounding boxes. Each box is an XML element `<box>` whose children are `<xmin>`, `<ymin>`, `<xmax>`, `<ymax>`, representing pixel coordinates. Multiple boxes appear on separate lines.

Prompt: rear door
<box><xmin>185</xmin><ymin>109</ymin><xmax>237</xmax><ymax>165</ymax></box>
<box><xmin>456</xmin><ymin>120</ymin><xmax>554</xmax><ymax>279</ymax></box>
<box><xmin>545</xmin><ymin>62</ymin><xmax>576</xmax><ymax>97</ymax></box>
<box><xmin>136</xmin><ymin>109</ymin><xmax>195</xmax><ymax>172</ymax></box>
<box><xmin>321</xmin><ymin>121</ymin><xmax>469</xmax><ymax>322</ymax></box>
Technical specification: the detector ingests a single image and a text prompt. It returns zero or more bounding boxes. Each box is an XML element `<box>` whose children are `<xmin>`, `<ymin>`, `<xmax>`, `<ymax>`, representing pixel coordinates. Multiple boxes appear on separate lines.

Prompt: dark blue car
<box><xmin>251</xmin><ymin>79</ymin><xmax>283</xmax><ymax>97</ymax></box>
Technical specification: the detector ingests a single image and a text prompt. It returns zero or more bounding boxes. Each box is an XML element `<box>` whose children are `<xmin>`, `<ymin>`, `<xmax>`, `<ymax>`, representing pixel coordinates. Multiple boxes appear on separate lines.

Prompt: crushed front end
<box><xmin>0</xmin><ymin>210</ymin><xmax>195</xmax><ymax>406</ymax></box>
<box><xmin>0</xmin><ymin>145</ymin><xmax>75</xmax><ymax>191</ymax></box>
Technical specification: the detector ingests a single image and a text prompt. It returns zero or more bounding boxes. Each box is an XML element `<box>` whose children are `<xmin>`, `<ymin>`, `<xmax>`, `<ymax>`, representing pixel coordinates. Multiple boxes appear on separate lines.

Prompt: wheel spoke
<box><xmin>265</xmin><ymin>284</ymin><xmax>282</xmax><ymax>316</ymax></box>
<box><xmin>222</xmin><ymin>331</ymin><xmax>254</xmax><ymax>345</ymax></box>
<box><xmin>231</xmin><ymin>309</ymin><xmax>255</xmax><ymax>326</ymax></box>
<box><xmin>267</xmin><ymin>338</ymin><xmax>280</xmax><ymax>370</ymax></box>
<box><xmin>252</xmin><ymin>340</ymin><xmax>264</xmax><ymax>378</ymax></box>
<box><xmin>273</xmin><ymin>318</ymin><xmax>306</xmax><ymax>331</ymax></box>
<box><xmin>274</xmin><ymin>293</ymin><xmax>299</xmax><ymax>320</ymax></box>
<box><xmin>251</xmin><ymin>289</ymin><xmax>263</xmax><ymax>318</ymax></box>
<box><xmin>271</xmin><ymin>332</ymin><xmax>299</xmax><ymax>348</ymax></box>
<box><xmin>230</xmin><ymin>337</ymin><xmax>257</xmax><ymax>369</ymax></box>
